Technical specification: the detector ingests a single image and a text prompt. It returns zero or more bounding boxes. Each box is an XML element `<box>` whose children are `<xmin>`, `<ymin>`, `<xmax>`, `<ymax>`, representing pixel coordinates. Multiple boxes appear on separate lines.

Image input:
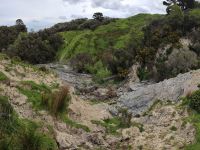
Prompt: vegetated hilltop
<box><xmin>57</xmin><ymin>14</ymin><xmax>161</xmax><ymax>82</ymax></box>
<box><xmin>57</xmin><ymin>7</ymin><xmax>200</xmax><ymax>83</ymax></box>
<box><xmin>1</xmin><ymin>5</ymin><xmax>200</xmax><ymax>84</ymax></box>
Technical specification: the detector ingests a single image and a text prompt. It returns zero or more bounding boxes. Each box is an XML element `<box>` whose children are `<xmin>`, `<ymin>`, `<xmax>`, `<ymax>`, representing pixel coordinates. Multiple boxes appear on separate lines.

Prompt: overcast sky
<box><xmin>0</xmin><ymin>0</ymin><xmax>167</xmax><ymax>30</ymax></box>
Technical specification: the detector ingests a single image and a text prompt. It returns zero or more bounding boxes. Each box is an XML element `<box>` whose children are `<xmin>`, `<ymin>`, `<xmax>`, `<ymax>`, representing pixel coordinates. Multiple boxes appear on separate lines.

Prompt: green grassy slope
<box><xmin>57</xmin><ymin>14</ymin><xmax>162</xmax><ymax>62</ymax></box>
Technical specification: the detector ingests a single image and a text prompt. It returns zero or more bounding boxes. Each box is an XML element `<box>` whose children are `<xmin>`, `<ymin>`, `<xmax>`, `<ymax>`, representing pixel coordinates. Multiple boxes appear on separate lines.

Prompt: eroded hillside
<box><xmin>0</xmin><ymin>53</ymin><xmax>199</xmax><ymax>150</ymax></box>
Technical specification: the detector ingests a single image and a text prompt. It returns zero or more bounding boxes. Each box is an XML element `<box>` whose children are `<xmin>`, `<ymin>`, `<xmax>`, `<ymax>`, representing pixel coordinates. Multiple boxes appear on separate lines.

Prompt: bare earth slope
<box><xmin>0</xmin><ymin>55</ymin><xmax>197</xmax><ymax>149</ymax></box>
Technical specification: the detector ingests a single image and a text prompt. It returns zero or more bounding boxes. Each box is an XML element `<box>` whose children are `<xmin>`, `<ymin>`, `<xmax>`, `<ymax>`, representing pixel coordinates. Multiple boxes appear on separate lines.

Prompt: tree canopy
<box><xmin>163</xmin><ymin>0</ymin><xmax>196</xmax><ymax>13</ymax></box>
<box><xmin>93</xmin><ymin>12</ymin><xmax>104</xmax><ymax>22</ymax></box>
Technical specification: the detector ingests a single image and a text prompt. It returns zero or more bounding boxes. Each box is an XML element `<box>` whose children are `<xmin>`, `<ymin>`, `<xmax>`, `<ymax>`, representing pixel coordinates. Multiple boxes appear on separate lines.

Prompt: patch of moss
<box><xmin>61</xmin><ymin>115</ymin><xmax>90</xmax><ymax>132</ymax></box>
<box><xmin>91</xmin><ymin>117</ymin><xmax>121</xmax><ymax>135</ymax></box>
<box><xmin>132</xmin><ymin>122</ymin><xmax>144</xmax><ymax>132</ymax></box>
<box><xmin>0</xmin><ymin>71</ymin><xmax>8</xmax><ymax>81</ymax></box>
<box><xmin>143</xmin><ymin>100</ymin><xmax>162</xmax><ymax>116</ymax></box>
<box><xmin>170</xmin><ymin>126</ymin><xmax>177</xmax><ymax>131</ymax></box>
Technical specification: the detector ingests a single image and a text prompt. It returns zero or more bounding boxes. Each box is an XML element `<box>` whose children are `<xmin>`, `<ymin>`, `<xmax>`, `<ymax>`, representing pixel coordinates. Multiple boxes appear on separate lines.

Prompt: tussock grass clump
<box><xmin>18</xmin><ymin>81</ymin><xmax>88</xmax><ymax>131</ymax></box>
<box><xmin>18</xmin><ymin>81</ymin><xmax>71</xmax><ymax>116</ymax></box>
<box><xmin>119</xmin><ymin>109</ymin><xmax>132</xmax><ymax>128</ymax></box>
<box><xmin>50</xmin><ymin>86</ymin><xmax>71</xmax><ymax>116</ymax></box>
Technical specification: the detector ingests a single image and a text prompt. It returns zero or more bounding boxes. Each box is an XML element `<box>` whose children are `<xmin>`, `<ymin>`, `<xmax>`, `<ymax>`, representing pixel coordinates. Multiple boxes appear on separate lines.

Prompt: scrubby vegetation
<box><xmin>0</xmin><ymin>19</ymin><xmax>64</xmax><ymax>64</ymax></box>
<box><xmin>18</xmin><ymin>81</ymin><xmax>70</xmax><ymax>116</ymax></box>
<box><xmin>1</xmin><ymin>2</ymin><xmax>200</xmax><ymax>83</ymax></box>
<box><xmin>0</xmin><ymin>95</ymin><xmax>57</xmax><ymax>150</ymax></box>
<box><xmin>0</xmin><ymin>20</ymin><xmax>27</xmax><ymax>51</ymax></box>
<box><xmin>91</xmin><ymin>109</ymin><xmax>134</xmax><ymax>135</ymax></box>
<box><xmin>181</xmin><ymin>88</ymin><xmax>200</xmax><ymax>149</ymax></box>
<box><xmin>57</xmin><ymin>4</ymin><xmax>200</xmax><ymax>83</ymax></box>
<box><xmin>188</xmin><ymin>90</ymin><xmax>200</xmax><ymax>113</ymax></box>
<box><xmin>6</xmin><ymin>30</ymin><xmax>63</xmax><ymax>64</ymax></box>
<box><xmin>139</xmin><ymin>6</ymin><xmax>200</xmax><ymax>81</ymax></box>
<box><xmin>58</xmin><ymin>14</ymin><xmax>161</xmax><ymax>82</ymax></box>
<box><xmin>17</xmin><ymin>81</ymin><xmax>89</xmax><ymax>131</ymax></box>
<box><xmin>185</xmin><ymin>110</ymin><xmax>200</xmax><ymax>150</ymax></box>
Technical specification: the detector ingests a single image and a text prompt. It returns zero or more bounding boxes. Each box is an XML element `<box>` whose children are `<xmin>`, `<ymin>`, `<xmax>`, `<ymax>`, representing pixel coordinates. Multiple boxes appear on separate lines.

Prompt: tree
<box><xmin>93</xmin><ymin>12</ymin><xmax>104</xmax><ymax>21</ymax></box>
<box><xmin>167</xmin><ymin>4</ymin><xmax>184</xmax><ymax>28</ymax></box>
<box><xmin>15</xmin><ymin>19</ymin><xmax>27</xmax><ymax>32</ymax></box>
<box><xmin>163</xmin><ymin>0</ymin><xmax>195</xmax><ymax>13</ymax></box>
<box><xmin>16</xmin><ymin>19</ymin><xmax>25</xmax><ymax>26</ymax></box>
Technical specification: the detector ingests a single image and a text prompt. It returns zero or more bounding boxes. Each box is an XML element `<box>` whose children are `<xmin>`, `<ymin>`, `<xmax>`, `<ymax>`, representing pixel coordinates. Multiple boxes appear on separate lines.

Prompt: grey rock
<box><xmin>117</xmin><ymin>70</ymin><xmax>200</xmax><ymax>115</ymax></box>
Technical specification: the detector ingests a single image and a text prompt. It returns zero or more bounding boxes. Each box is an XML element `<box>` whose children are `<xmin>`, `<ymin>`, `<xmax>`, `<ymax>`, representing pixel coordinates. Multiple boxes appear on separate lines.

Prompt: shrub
<box><xmin>101</xmin><ymin>49</ymin><xmax>135</xmax><ymax>79</ymax></box>
<box><xmin>188</xmin><ymin>90</ymin><xmax>200</xmax><ymax>113</ymax></box>
<box><xmin>86</xmin><ymin>60</ymin><xmax>111</xmax><ymax>83</ymax></box>
<box><xmin>155</xmin><ymin>48</ymin><xmax>198</xmax><ymax>81</ymax></box>
<box><xmin>70</xmin><ymin>53</ymin><xmax>93</xmax><ymax>73</ymax></box>
<box><xmin>91</xmin><ymin>109</ymin><xmax>132</xmax><ymax>135</ymax></box>
<box><xmin>0</xmin><ymin>23</ymin><xmax>27</xmax><ymax>51</ymax></box>
<box><xmin>137</xmin><ymin>67</ymin><xmax>150</xmax><ymax>81</ymax></box>
<box><xmin>7</xmin><ymin>32</ymin><xmax>63</xmax><ymax>64</ymax></box>
<box><xmin>184</xmin><ymin>8</ymin><xmax>200</xmax><ymax>31</ymax></box>
<box><xmin>166</xmin><ymin>5</ymin><xmax>184</xmax><ymax>30</ymax></box>
<box><xmin>170</xmin><ymin>126</ymin><xmax>178</xmax><ymax>131</ymax></box>
<box><xmin>189</xmin><ymin>28</ymin><xmax>200</xmax><ymax>56</ymax></box>
<box><xmin>119</xmin><ymin>109</ymin><xmax>132</xmax><ymax>128</ymax></box>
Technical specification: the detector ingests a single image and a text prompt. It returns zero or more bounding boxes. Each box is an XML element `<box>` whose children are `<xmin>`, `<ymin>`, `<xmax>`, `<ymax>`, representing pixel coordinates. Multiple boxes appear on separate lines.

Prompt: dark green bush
<box><xmin>188</xmin><ymin>90</ymin><xmax>200</xmax><ymax>113</ymax></box>
<box><xmin>70</xmin><ymin>53</ymin><xmax>93</xmax><ymax>73</ymax></box>
<box><xmin>7</xmin><ymin>31</ymin><xmax>63</xmax><ymax>64</ymax></box>
<box><xmin>0</xmin><ymin>24</ymin><xmax>27</xmax><ymax>51</ymax></box>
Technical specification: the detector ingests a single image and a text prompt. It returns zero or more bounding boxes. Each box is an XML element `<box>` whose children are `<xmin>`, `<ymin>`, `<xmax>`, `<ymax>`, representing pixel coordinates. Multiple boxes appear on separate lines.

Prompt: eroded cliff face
<box><xmin>0</xmin><ymin>55</ymin><xmax>197</xmax><ymax>149</ymax></box>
